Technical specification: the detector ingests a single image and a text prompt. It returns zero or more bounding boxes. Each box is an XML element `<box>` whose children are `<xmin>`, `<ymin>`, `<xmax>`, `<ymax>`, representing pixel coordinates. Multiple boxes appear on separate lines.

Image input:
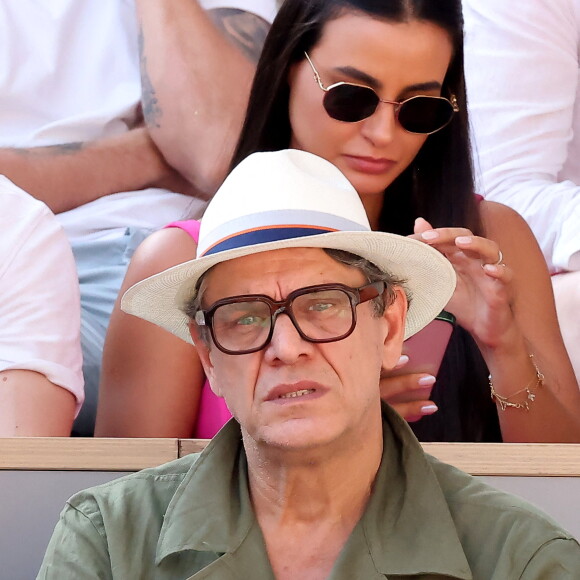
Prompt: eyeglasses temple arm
<box><xmin>358</xmin><ymin>281</ymin><xmax>386</xmax><ymax>303</ymax></box>
<box><xmin>304</xmin><ymin>51</ymin><xmax>327</xmax><ymax>91</ymax></box>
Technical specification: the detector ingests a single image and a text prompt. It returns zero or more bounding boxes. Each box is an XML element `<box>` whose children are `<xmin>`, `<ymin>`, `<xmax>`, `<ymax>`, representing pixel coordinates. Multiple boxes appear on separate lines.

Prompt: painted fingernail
<box><xmin>455</xmin><ymin>236</ymin><xmax>472</xmax><ymax>244</ymax></box>
<box><xmin>395</xmin><ymin>354</ymin><xmax>410</xmax><ymax>368</ymax></box>
<box><xmin>421</xmin><ymin>404</ymin><xmax>438</xmax><ymax>415</ymax></box>
<box><xmin>482</xmin><ymin>264</ymin><xmax>499</xmax><ymax>273</ymax></box>
<box><xmin>418</xmin><ymin>375</ymin><xmax>436</xmax><ymax>386</ymax></box>
<box><xmin>421</xmin><ymin>230</ymin><xmax>439</xmax><ymax>240</ymax></box>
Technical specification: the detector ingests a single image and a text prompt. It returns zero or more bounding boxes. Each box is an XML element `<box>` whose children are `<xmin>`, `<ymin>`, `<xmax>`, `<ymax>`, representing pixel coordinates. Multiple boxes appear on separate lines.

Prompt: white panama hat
<box><xmin>122</xmin><ymin>149</ymin><xmax>456</xmax><ymax>343</ymax></box>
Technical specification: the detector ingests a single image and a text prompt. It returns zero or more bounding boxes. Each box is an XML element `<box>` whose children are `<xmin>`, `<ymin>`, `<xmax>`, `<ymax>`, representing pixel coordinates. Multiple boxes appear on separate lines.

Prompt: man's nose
<box><xmin>263</xmin><ymin>311</ymin><xmax>312</xmax><ymax>364</ymax></box>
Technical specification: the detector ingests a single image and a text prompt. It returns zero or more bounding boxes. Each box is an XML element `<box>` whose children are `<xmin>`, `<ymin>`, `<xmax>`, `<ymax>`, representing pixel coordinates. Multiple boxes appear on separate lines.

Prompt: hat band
<box><xmin>198</xmin><ymin>209</ymin><xmax>371</xmax><ymax>257</ymax></box>
<box><xmin>201</xmin><ymin>225</ymin><xmax>335</xmax><ymax>257</ymax></box>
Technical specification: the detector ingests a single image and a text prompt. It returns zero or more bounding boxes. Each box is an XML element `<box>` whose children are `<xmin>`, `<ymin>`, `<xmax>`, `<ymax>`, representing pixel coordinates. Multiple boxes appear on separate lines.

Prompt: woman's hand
<box><xmin>380</xmin><ymin>356</ymin><xmax>438</xmax><ymax>422</ymax></box>
<box><xmin>412</xmin><ymin>217</ymin><xmax>518</xmax><ymax>351</ymax></box>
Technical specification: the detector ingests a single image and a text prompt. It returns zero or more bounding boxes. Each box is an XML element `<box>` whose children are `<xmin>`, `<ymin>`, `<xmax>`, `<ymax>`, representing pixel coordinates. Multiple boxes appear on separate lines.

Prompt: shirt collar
<box><xmin>156</xmin><ymin>419</ymin><xmax>252</xmax><ymax>565</ymax></box>
<box><xmin>156</xmin><ymin>406</ymin><xmax>472</xmax><ymax>579</ymax></box>
<box><xmin>356</xmin><ymin>404</ymin><xmax>472</xmax><ymax>579</ymax></box>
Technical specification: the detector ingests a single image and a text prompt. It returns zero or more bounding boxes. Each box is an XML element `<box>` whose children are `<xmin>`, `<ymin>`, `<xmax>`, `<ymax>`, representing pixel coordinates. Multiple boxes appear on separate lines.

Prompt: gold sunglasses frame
<box><xmin>303</xmin><ymin>52</ymin><xmax>459</xmax><ymax>135</ymax></box>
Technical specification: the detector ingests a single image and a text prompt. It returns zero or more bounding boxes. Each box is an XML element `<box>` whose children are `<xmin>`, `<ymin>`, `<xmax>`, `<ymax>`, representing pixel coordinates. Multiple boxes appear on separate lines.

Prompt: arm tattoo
<box><xmin>209</xmin><ymin>9</ymin><xmax>270</xmax><ymax>64</ymax></box>
<box><xmin>9</xmin><ymin>142</ymin><xmax>84</xmax><ymax>156</ymax></box>
<box><xmin>138</xmin><ymin>26</ymin><xmax>162</xmax><ymax>129</ymax></box>
<box><xmin>137</xmin><ymin>9</ymin><xmax>269</xmax><ymax>128</ymax></box>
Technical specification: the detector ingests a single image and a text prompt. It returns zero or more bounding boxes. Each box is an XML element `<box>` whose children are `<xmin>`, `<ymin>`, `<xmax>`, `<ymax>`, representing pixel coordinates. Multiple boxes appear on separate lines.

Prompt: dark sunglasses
<box><xmin>304</xmin><ymin>52</ymin><xmax>459</xmax><ymax>134</ymax></box>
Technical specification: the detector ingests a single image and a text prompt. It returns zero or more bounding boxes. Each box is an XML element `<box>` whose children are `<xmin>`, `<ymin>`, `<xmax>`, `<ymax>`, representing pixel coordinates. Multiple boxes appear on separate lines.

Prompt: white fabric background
<box><xmin>464</xmin><ymin>0</ymin><xmax>580</xmax><ymax>272</ymax></box>
<box><xmin>0</xmin><ymin>0</ymin><xmax>278</xmax><ymax>243</ymax></box>
<box><xmin>0</xmin><ymin>176</ymin><xmax>84</xmax><ymax>410</ymax></box>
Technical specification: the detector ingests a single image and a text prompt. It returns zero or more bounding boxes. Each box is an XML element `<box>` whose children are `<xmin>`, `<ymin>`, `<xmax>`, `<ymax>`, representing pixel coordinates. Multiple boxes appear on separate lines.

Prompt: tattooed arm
<box><xmin>135</xmin><ymin>1</ymin><xmax>271</xmax><ymax>195</ymax></box>
<box><xmin>0</xmin><ymin>128</ymin><xmax>187</xmax><ymax>213</ymax></box>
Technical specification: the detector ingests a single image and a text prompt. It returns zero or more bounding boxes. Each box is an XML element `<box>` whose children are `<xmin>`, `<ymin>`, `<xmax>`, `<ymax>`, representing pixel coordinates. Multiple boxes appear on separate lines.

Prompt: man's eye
<box><xmin>308</xmin><ymin>302</ymin><xmax>335</xmax><ymax>312</ymax></box>
<box><xmin>237</xmin><ymin>315</ymin><xmax>264</xmax><ymax>326</ymax></box>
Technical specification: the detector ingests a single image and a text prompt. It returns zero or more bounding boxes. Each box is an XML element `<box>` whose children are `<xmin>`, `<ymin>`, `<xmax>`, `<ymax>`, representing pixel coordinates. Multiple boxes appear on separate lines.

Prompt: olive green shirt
<box><xmin>38</xmin><ymin>406</ymin><xmax>580</xmax><ymax>579</ymax></box>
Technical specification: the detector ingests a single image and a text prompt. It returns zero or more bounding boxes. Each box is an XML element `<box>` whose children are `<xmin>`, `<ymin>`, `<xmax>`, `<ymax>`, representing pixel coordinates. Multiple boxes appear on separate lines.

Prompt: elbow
<box><xmin>166</xmin><ymin>136</ymin><xmax>236</xmax><ymax>199</ymax></box>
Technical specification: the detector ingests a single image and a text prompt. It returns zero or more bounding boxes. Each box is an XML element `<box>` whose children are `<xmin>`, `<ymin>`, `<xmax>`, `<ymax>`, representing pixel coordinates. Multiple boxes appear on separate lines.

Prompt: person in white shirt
<box><xmin>0</xmin><ymin>177</ymin><xmax>83</xmax><ymax>436</ymax></box>
<box><xmin>0</xmin><ymin>0</ymin><xmax>277</xmax><ymax>434</ymax></box>
<box><xmin>463</xmin><ymin>0</ymin><xmax>580</xmax><ymax>384</ymax></box>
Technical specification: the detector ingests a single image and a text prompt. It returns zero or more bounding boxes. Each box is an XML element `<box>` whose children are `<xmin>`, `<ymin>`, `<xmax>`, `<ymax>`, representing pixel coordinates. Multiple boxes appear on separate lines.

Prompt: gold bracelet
<box><xmin>489</xmin><ymin>354</ymin><xmax>545</xmax><ymax>412</ymax></box>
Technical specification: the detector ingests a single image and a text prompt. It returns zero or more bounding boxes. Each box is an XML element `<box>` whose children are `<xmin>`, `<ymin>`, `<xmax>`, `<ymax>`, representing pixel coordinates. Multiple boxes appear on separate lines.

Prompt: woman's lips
<box><xmin>343</xmin><ymin>155</ymin><xmax>396</xmax><ymax>175</ymax></box>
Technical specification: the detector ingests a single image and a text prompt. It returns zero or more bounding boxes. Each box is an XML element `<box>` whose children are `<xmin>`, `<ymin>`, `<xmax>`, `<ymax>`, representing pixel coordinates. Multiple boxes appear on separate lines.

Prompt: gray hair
<box><xmin>183</xmin><ymin>249</ymin><xmax>409</xmax><ymax>345</ymax></box>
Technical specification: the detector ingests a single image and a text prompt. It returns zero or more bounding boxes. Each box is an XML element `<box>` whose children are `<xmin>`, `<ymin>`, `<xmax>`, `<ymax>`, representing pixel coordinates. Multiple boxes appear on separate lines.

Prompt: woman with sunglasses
<box><xmin>97</xmin><ymin>0</ymin><xmax>580</xmax><ymax>442</ymax></box>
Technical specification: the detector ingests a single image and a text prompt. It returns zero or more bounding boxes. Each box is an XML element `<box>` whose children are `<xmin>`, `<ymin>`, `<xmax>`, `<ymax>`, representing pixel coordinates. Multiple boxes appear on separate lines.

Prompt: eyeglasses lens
<box><xmin>323</xmin><ymin>84</ymin><xmax>379</xmax><ymax>123</ymax></box>
<box><xmin>397</xmin><ymin>97</ymin><xmax>454</xmax><ymax>134</ymax></box>
<box><xmin>292</xmin><ymin>288</ymin><xmax>354</xmax><ymax>340</ymax></box>
<box><xmin>211</xmin><ymin>288</ymin><xmax>355</xmax><ymax>353</ymax></box>
<box><xmin>212</xmin><ymin>300</ymin><xmax>272</xmax><ymax>353</ymax></box>
<box><xmin>324</xmin><ymin>85</ymin><xmax>453</xmax><ymax>134</ymax></box>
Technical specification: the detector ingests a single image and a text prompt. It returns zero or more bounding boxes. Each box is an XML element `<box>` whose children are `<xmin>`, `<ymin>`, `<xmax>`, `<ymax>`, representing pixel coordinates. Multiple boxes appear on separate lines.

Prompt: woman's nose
<box><xmin>360</xmin><ymin>101</ymin><xmax>398</xmax><ymax>146</ymax></box>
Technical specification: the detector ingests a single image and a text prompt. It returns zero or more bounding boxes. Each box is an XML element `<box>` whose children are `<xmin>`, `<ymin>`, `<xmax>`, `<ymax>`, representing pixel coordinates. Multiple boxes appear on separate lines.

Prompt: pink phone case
<box><xmin>390</xmin><ymin>311</ymin><xmax>455</xmax><ymax>377</ymax></box>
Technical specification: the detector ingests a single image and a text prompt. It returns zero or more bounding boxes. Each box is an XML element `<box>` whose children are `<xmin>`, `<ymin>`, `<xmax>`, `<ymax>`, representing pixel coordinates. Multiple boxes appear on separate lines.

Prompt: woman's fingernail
<box><xmin>455</xmin><ymin>236</ymin><xmax>472</xmax><ymax>244</ymax></box>
<box><xmin>421</xmin><ymin>404</ymin><xmax>438</xmax><ymax>415</ymax></box>
<box><xmin>396</xmin><ymin>354</ymin><xmax>409</xmax><ymax>368</ymax></box>
<box><xmin>418</xmin><ymin>375</ymin><xmax>436</xmax><ymax>386</ymax></box>
<box><xmin>421</xmin><ymin>230</ymin><xmax>439</xmax><ymax>240</ymax></box>
<box><xmin>482</xmin><ymin>264</ymin><xmax>499</xmax><ymax>274</ymax></box>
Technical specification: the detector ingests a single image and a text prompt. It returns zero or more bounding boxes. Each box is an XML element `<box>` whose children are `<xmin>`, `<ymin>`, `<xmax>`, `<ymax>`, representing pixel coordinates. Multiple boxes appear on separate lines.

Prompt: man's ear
<box><xmin>381</xmin><ymin>286</ymin><xmax>407</xmax><ymax>371</ymax></box>
<box><xmin>188</xmin><ymin>322</ymin><xmax>219</xmax><ymax>392</ymax></box>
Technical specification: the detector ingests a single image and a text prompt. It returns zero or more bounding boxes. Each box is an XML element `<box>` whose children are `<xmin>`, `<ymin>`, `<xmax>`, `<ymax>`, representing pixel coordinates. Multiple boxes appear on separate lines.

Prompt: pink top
<box><xmin>166</xmin><ymin>220</ymin><xmax>232</xmax><ymax>438</ymax></box>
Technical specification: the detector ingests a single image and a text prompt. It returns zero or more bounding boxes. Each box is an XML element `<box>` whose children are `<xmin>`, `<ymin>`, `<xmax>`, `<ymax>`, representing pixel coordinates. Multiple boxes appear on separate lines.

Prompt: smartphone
<box><xmin>389</xmin><ymin>310</ymin><xmax>456</xmax><ymax>377</ymax></box>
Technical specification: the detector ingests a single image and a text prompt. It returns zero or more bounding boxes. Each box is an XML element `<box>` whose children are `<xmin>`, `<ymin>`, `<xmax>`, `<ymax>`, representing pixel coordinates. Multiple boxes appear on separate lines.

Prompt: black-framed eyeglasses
<box><xmin>194</xmin><ymin>282</ymin><xmax>385</xmax><ymax>355</ymax></box>
<box><xmin>304</xmin><ymin>52</ymin><xmax>459</xmax><ymax>134</ymax></box>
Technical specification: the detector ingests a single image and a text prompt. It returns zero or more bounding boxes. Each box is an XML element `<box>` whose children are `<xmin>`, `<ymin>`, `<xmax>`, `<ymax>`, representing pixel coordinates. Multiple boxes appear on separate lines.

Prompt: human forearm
<box><xmin>135</xmin><ymin>1</ymin><xmax>270</xmax><ymax>194</ymax></box>
<box><xmin>415</xmin><ymin>206</ymin><xmax>580</xmax><ymax>442</ymax></box>
<box><xmin>0</xmin><ymin>128</ymin><xmax>176</xmax><ymax>213</ymax></box>
<box><xmin>477</xmin><ymin>204</ymin><xmax>580</xmax><ymax>442</ymax></box>
<box><xmin>0</xmin><ymin>370</ymin><xmax>76</xmax><ymax>436</ymax></box>
<box><xmin>478</xmin><ymin>331</ymin><xmax>580</xmax><ymax>443</ymax></box>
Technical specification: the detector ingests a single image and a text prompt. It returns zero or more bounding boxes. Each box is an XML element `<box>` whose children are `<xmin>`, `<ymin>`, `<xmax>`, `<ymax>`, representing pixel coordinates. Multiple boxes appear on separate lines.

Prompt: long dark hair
<box><xmin>231</xmin><ymin>0</ymin><xmax>498</xmax><ymax>441</ymax></box>
<box><xmin>232</xmin><ymin>0</ymin><xmax>482</xmax><ymax>236</ymax></box>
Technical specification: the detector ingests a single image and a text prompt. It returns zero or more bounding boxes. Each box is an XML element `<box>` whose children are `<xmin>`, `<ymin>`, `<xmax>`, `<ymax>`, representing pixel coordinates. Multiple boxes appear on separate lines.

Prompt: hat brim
<box><xmin>121</xmin><ymin>231</ymin><xmax>456</xmax><ymax>344</ymax></box>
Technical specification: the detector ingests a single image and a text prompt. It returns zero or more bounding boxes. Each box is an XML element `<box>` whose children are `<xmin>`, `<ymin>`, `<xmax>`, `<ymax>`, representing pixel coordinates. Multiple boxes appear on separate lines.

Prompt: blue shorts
<box><xmin>71</xmin><ymin>227</ymin><xmax>152</xmax><ymax>436</ymax></box>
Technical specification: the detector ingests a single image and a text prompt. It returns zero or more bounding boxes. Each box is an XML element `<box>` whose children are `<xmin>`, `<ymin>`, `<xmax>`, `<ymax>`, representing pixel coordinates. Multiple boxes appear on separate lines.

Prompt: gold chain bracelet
<box><xmin>489</xmin><ymin>354</ymin><xmax>545</xmax><ymax>412</ymax></box>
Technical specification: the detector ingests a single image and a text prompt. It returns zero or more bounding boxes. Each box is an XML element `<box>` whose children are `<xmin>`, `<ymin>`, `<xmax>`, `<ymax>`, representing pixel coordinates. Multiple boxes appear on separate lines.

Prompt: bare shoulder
<box><xmin>479</xmin><ymin>200</ymin><xmax>530</xmax><ymax>234</ymax></box>
<box><xmin>125</xmin><ymin>227</ymin><xmax>198</xmax><ymax>285</ymax></box>
<box><xmin>480</xmin><ymin>199</ymin><xmax>549</xmax><ymax>275</ymax></box>
<box><xmin>208</xmin><ymin>8</ymin><xmax>270</xmax><ymax>63</ymax></box>
<box><xmin>480</xmin><ymin>200</ymin><xmax>539</xmax><ymax>249</ymax></box>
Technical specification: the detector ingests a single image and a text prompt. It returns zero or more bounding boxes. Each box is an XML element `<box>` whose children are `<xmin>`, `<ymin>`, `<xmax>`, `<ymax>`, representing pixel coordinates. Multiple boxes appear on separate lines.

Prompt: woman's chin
<box><xmin>347</xmin><ymin>174</ymin><xmax>393</xmax><ymax>198</ymax></box>
<box><xmin>336</xmin><ymin>161</ymin><xmax>395</xmax><ymax>196</ymax></box>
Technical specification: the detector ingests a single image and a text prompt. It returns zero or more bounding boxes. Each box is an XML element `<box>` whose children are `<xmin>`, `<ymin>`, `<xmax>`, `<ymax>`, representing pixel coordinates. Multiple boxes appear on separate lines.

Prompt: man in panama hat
<box><xmin>39</xmin><ymin>150</ymin><xmax>579</xmax><ymax>579</ymax></box>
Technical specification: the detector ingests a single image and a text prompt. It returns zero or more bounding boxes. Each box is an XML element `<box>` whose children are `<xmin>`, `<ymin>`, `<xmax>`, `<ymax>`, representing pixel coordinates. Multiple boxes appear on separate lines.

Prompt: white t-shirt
<box><xmin>0</xmin><ymin>0</ymin><xmax>278</xmax><ymax>243</ymax></box>
<box><xmin>463</xmin><ymin>0</ymin><xmax>580</xmax><ymax>272</ymax></box>
<box><xmin>0</xmin><ymin>176</ymin><xmax>84</xmax><ymax>411</ymax></box>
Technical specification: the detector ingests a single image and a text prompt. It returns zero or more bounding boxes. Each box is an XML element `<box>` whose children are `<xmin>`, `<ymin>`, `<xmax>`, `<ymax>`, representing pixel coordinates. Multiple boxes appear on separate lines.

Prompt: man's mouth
<box><xmin>278</xmin><ymin>389</ymin><xmax>315</xmax><ymax>399</ymax></box>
